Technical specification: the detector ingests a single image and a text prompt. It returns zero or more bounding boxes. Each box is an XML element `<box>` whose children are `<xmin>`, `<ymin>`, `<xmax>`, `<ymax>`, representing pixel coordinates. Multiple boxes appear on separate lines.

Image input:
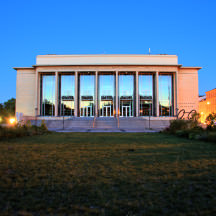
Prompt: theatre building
<box><xmin>14</xmin><ymin>54</ymin><xmax>201</xmax><ymax>127</ymax></box>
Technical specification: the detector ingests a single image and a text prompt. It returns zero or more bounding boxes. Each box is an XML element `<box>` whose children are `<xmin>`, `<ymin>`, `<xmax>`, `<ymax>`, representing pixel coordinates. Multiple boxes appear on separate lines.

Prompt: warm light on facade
<box><xmin>199</xmin><ymin>89</ymin><xmax>216</xmax><ymax>124</ymax></box>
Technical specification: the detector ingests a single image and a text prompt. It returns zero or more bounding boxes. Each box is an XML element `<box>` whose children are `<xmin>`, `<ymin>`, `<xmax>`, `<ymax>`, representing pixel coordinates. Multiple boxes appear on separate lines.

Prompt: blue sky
<box><xmin>0</xmin><ymin>0</ymin><xmax>215</xmax><ymax>103</ymax></box>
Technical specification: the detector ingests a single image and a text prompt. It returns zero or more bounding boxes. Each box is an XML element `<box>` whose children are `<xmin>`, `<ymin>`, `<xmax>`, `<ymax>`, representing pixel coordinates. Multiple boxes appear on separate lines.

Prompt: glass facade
<box><xmin>41</xmin><ymin>75</ymin><xmax>55</xmax><ymax>116</ymax></box>
<box><xmin>79</xmin><ymin>73</ymin><xmax>95</xmax><ymax>117</ymax></box>
<box><xmin>159</xmin><ymin>74</ymin><xmax>173</xmax><ymax>116</ymax></box>
<box><xmin>119</xmin><ymin>73</ymin><xmax>134</xmax><ymax>117</ymax></box>
<box><xmin>139</xmin><ymin>74</ymin><xmax>153</xmax><ymax>116</ymax></box>
<box><xmin>59</xmin><ymin>74</ymin><xmax>75</xmax><ymax>116</ymax></box>
<box><xmin>39</xmin><ymin>72</ymin><xmax>175</xmax><ymax>117</ymax></box>
<box><xmin>99</xmin><ymin>73</ymin><xmax>115</xmax><ymax>117</ymax></box>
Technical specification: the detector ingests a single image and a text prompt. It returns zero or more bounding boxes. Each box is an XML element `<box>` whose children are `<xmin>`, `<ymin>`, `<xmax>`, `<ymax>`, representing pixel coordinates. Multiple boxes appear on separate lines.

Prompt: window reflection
<box><xmin>79</xmin><ymin>73</ymin><xmax>95</xmax><ymax>117</ymax></box>
<box><xmin>139</xmin><ymin>74</ymin><xmax>153</xmax><ymax>116</ymax></box>
<box><xmin>159</xmin><ymin>74</ymin><xmax>173</xmax><ymax>116</ymax></box>
<box><xmin>59</xmin><ymin>74</ymin><xmax>75</xmax><ymax>116</ymax></box>
<box><xmin>41</xmin><ymin>75</ymin><xmax>55</xmax><ymax>116</ymax></box>
<box><xmin>99</xmin><ymin>73</ymin><xmax>115</xmax><ymax>117</ymax></box>
<box><xmin>119</xmin><ymin>73</ymin><xmax>134</xmax><ymax>117</ymax></box>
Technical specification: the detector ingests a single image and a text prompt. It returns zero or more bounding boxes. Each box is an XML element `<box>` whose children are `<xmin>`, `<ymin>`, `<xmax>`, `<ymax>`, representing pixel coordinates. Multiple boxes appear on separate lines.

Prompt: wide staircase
<box><xmin>94</xmin><ymin>117</ymin><xmax>118</xmax><ymax>129</ymax></box>
<box><xmin>32</xmin><ymin>117</ymin><xmax>171</xmax><ymax>131</ymax></box>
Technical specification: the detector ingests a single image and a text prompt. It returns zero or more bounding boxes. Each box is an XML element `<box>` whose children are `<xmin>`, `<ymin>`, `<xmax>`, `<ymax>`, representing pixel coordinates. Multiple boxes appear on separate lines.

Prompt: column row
<box><xmin>36</xmin><ymin>71</ymin><xmax>177</xmax><ymax>117</ymax></box>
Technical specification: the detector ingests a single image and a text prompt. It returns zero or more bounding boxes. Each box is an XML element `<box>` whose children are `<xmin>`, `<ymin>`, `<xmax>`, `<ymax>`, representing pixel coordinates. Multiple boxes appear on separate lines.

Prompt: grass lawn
<box><xmin>0</xmin><ymin>133</ymin><xmax>216</xmax><ymax>216</ymax></box>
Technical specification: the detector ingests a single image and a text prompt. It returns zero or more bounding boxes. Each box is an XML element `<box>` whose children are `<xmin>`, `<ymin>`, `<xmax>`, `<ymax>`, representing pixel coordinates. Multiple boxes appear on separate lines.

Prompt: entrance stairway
<box><xmin>31</xmin><ymin>117</ymin><xmax>171</xmax><ymax>131</ymax></box>
<box><xmin>94</xmin><ymin>117</ymin><xmax>118</xmax><ymax>129</ymax></box>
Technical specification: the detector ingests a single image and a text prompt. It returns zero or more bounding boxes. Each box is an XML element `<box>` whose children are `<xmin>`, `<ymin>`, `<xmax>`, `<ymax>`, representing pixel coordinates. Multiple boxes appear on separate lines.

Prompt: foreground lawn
<box><xmin>0</xmin><ymin>133</ymin><xmax>216</xmax><ymax>216</ymax></box>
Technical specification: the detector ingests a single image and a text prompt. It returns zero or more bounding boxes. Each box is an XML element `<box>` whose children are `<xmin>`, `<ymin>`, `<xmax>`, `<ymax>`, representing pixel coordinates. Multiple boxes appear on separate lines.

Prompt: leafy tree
<box><xmin>206</xmin><ymin>113</ymin><xmax>216</xmax><ymax>129</ymax></box>
<box><xmin>0</xmin><ymin>98</ymin><xmax>16</xmax><ymax>120</ymax></box>
<box><xmin>0</xmin><ymin>103</ymin><xmax>4</xmax><ymax>115</ymax></box>
<box><xmin>3</xmin><ymin>98</ymin><xmax>16</xmax><ymax>116</ymax></box>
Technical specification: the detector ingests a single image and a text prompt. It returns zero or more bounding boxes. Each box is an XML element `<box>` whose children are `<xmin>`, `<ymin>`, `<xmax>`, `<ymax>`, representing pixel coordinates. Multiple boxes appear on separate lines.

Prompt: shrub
<box><xmin>0</xmin><ymin>121</ymin><xmax>49</xmax><ymax>140</ymax></box>
<box><xmin>40</xmin><ymin>120</ymin><xmax>48</xmax><ymax>131</ymax></box>
<box><xmin>206</xmin><ymin>113</ymin><xmax>216</xmax><ymax>129</ymax></box>
<box><xmin>167</xmin><ymin>119</ymin><xmax>190</xmax><ymax>134</ymax></box>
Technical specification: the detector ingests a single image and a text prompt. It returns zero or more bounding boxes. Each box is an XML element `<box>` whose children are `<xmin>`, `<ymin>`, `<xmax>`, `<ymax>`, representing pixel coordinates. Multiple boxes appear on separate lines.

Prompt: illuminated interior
<box><xmin>40</xmin><ymin>74</ymin><xmax>55</xmax><ymax>116</ymax></box>
<box><xmin>119</xmin><ymin>72</ymin><xmax>134</xmax><ymax>117</ymax></box>
<box><xmin>79</xmin><ymin>72</ymin><xmax>95</xmax><ymax>117</ymax></box>
<box><xmin>59</xmin><ymin>74</ymin><xmax>75</xmax><ymax>116</ymax></box>
<box><xmin>139</xmin><ymin>73</ymin><xmax>153</xmax><ymax>116</ymax></box>
<box><xmin>99</xmin><ymin>72</ymin><xmax>115</xmax><ymax>117</ymax></box>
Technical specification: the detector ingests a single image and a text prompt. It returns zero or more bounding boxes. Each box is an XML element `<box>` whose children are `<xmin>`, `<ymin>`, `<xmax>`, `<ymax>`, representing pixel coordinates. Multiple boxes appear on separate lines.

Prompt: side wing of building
<box><xmin>178</xmin><ymin>67</ymin><xmax>199</xmax><ymax>113</ymax></box>
<box><xmin>16</xmin><ymin>68</ymin><xmax>36</xmax><ymax>117</ymax></box>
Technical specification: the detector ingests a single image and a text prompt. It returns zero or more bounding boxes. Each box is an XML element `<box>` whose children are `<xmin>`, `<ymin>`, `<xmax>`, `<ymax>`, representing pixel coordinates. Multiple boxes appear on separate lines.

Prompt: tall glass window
<box><xmin>159</xmin><ymin>74</ymin><xmax>173</xmax><ymax>116</ymax></box>
<box><xmin>59</xmin><ymin>74</ymin><xmax>75</xmax><ymax>116</ymax></box>
<box><xmin>41</xmin><ymin>75</ymin><xmax>55</xmax><ymax>116</ymax></box>
<box><xmin>119</xmin><ymin>73</ymin><xmax>134</xmax><ymax>117</ymax></box>
<box><xmin>139</xmin><ymin>74</ymin><xmax>153</xmax><ymax>116</ymax></box>
<box><xmin>99</xmin><ymin>73</ymin><xmax>115</xmax><ymax>117</ymax></box>
<box><xmin>79</xmin><ymin>73</ymin><xmax>95</xmax><ymax>117</ymax></box>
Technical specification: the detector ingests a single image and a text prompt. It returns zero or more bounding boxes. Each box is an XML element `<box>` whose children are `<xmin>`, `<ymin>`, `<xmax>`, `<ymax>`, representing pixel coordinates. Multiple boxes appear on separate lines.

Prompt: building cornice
<box><xmin>32</xmin><ymin>64</ymin><xmax>182</xmax><ymax>67</ymax></box>
<box><xmin>180</xmin><ymin>66</ymin><xmax>202</xmax><ymax>70</ymax></box>
<box><xmin>13</xmin><ymin>67</ymin><xmax>34</xmax><ymax>70</ymax></box>
<box><xmin>37</xmin><ymin>54</ymin><xmax>178</xmax><ymax>57</ymax></box>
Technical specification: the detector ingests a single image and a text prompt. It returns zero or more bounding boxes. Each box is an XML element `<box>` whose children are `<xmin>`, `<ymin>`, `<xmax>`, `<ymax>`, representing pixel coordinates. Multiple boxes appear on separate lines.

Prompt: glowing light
<box><xmin>9</xmin><ymin>118</ymin><xmax>16</xmax><ymax>125</ymax></box>
<box><xmin>207</xmin><ymin>101</ymin><xmax>210</xmax><ymax>105</ymax></box>
<box><xmin>201</xmin><ymin>112</ymin><xmax>204</xmax><ymax>115</ymax></box>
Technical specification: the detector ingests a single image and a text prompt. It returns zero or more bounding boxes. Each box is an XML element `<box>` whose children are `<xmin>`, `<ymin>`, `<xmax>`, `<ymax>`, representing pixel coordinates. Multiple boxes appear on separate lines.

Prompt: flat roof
<box><xmin>37</xmin><ymin>54</ymin><xmax>177</xmax><ymax>56</ymax></box>
<box><xmin>36</xmin><ymin>54</ymin><xmax>179</xmax><ymax>66</ymax></box>
<box><xmin>13</xmin><ymin>54</ymin><xmax>202</xmax><ymax>70</ymax></box>
<box><xmin>181</xmin><ymin>66</ymin><xmax>202</xmax><ymax>69</ymax></box>
<box><xmin>13</xmin><ymin>67</ymin><xmax>34</xmax><ymax>70</ymax></box>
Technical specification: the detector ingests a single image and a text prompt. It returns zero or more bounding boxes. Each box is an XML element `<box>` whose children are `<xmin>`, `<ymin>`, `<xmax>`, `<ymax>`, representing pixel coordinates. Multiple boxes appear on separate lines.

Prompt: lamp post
<box><xmin>62</xmin><ymin>105</ymin><xmax>65</xmax><ymax>130</ymax></box>
<box><xmin>35</xmin><ymin>108</ymin><xmax>38</xmax><ymax>127</ymax></box>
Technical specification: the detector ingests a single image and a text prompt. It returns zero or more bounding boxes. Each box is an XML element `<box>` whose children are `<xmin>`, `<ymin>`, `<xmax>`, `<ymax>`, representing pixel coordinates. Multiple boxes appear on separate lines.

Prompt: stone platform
<box><xmin>31</xmin><ymin>117</ymin><xmax>171</xmax><ymax>132</ymax></box>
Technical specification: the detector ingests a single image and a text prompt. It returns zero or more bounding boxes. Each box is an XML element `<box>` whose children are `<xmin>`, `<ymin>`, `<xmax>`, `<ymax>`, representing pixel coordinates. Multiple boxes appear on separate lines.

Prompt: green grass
<box><xmin>0</xmin><ymin>133</ymin><xmax>216</xmax><ymax>216</ymax></box>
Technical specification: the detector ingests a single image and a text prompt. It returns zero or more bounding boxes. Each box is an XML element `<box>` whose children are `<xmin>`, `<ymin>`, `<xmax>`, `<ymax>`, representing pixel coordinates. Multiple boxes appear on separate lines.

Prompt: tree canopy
<box><xmin>0</xmin><ymin>98</ymin><xmax>16</xmax><ymax>118</ymax></box>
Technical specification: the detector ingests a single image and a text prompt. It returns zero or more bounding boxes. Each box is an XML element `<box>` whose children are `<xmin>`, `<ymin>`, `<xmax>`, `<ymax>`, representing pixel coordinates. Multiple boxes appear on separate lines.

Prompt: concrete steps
<box><xmin>31</xmin><ymin>117</ymin><xmax>171</xmax><ymax>131</ymax></box>
<box><xmin>94</xmin><ymin>117</ymin><xmax>118</xmax><ymax>128</ymax></box>
<box><xmin>119</xmin><ymin>118</ymin><xmax>148</xmax><ymax>129</ymax></box>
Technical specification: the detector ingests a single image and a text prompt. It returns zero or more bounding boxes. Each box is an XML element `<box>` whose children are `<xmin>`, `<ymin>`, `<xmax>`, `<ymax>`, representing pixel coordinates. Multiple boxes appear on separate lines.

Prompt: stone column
<box><xmin>95</xmin><ymin>71</ymin><xmax>98</xmax><ymax>117</ymax></box>
<box><xmin>175</xmin><ymin>71</ymin><xmax>178</xmax><ymax>116</ymax></box>
<box><xmin>55</xmin><ymin>71</ymin><xmax>59</xmax><ymax>116</ymax></box>
<box><xmin>136</xmin><ymin>71</ymin><xmax>139</xmax><ymax>117</ymax></box>
<box><xmin>115</xmin><ymin>71</ymin><xmax>119</xmax><ymax>117</ymax></box>
<box><xmin>75</xmin><ymin>71</ymin><xmax>78</xmax><ymax>117</ymax></box>
<box><xmin>35</xmin><ymin>70</ymin><xmax>39</xmax><ymax>116</ymax></box>
<box><xmin>155</xmin><ymin>71</ymin><xmax>159</xmax><ymax>117</ymax></box>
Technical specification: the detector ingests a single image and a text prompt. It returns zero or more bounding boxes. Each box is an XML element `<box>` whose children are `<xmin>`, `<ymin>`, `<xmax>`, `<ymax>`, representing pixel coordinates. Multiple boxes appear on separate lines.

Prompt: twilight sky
<box><xmin>0</xmin><ymin>0</ymin><xmax>215</xmax><ymax>103</ymax></box>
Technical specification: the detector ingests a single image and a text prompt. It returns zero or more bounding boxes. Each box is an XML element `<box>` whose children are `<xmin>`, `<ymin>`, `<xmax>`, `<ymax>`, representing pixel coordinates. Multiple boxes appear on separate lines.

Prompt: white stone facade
<box><xmin>14</xmin><ymin>54</ymin><xmax>201</xmax><ymax>120</ymax></box>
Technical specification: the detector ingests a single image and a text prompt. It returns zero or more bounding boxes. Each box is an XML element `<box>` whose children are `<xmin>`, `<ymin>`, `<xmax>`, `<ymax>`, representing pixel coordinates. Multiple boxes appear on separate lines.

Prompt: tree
<box><xmin>206</xmin><ymin>113</ymin><xmax>216</xmax><ymax>129</ymax></box>
<box><xmin>3</xmin><ymin>98</ymin><xmax>16</xmax><ymax>116</ymax></box>
<box><xmin>0</xmin><ymin>98</ymin><xmax>16</xmax><ymax>118</ymax></box>
<box><xmin>0</xmin><ymin>103</ymin><xmax>3</xmax><ymax>114</ymax></box>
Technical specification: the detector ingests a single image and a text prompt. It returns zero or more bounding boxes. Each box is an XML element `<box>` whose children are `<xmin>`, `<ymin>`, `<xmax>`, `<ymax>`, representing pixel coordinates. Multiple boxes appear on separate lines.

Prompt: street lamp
<box><xmin>9</xmin><ymin>117</ymin><xmax>16</xmax><ymax>125</ymax></box>
<box><xmin>35</xmin><ymin>108</ymin><xmax>38</xmax><ymax>127</ymax></box>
